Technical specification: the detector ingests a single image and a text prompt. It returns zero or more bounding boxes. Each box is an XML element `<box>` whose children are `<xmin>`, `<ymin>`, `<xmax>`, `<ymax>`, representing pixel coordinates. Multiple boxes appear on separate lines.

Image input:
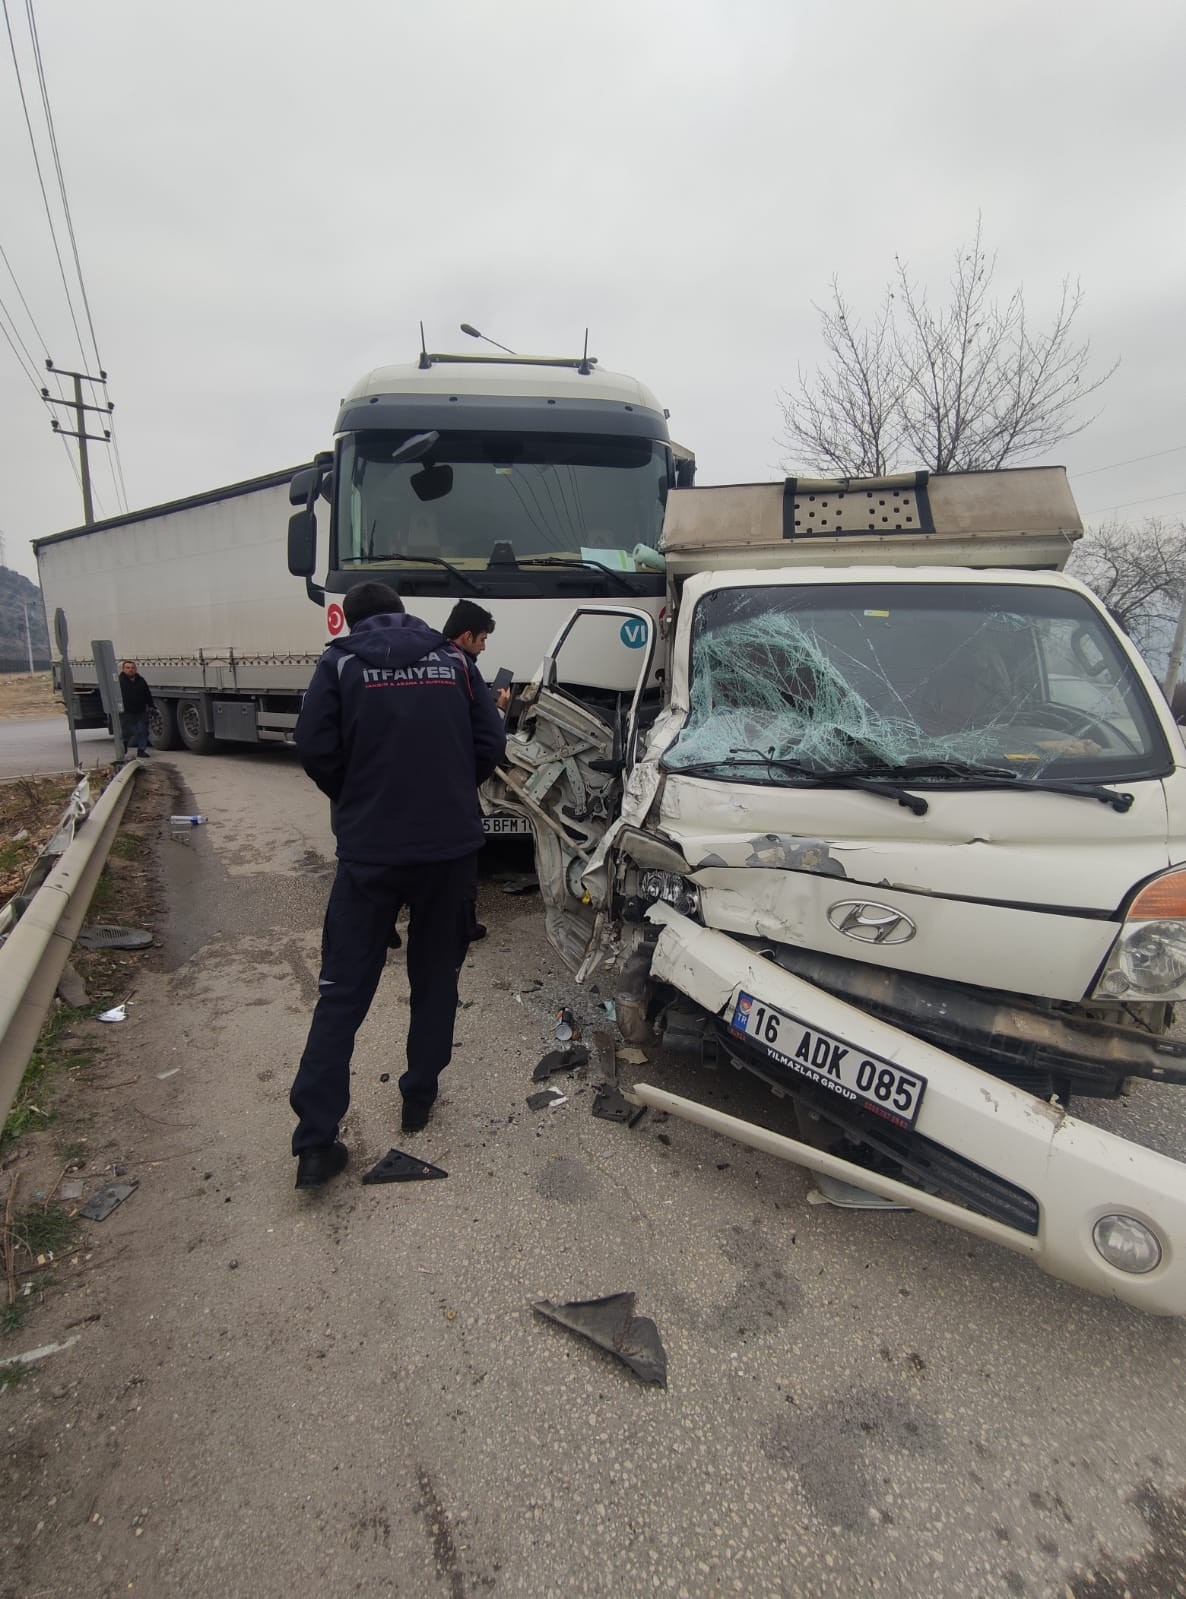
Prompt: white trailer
<box><xmin>34</xmin><ymin>469</ymin><xmax>323</xmax><ymax>753</ymax></box>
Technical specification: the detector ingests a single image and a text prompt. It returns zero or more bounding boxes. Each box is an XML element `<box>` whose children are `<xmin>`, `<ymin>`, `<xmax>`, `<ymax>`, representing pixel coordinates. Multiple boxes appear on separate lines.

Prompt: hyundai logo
<box><xmin>827</xmin><ymin>900</ymin><xmax>917</xmax><ymax>944</ymax></box>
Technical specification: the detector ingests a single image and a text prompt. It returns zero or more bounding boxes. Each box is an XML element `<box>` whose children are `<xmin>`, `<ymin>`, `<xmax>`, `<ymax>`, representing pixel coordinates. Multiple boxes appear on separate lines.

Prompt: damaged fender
<box><xmin>644</xmin><ymin>903</ymin><xmax>1186</xmax><ymax>1315</ymax></box>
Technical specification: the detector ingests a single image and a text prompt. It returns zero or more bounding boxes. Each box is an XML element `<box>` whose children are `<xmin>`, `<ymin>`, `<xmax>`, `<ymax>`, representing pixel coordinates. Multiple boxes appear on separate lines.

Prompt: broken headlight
<box><xmin>638</xmin><ymin>870</ymin><xmax>701</xmax><ymax>919</ymax></box>
<box><xmin>1094</xmin><ymin>868</ymin><xmax>1186</xmax><ymax>1000</ymax></box>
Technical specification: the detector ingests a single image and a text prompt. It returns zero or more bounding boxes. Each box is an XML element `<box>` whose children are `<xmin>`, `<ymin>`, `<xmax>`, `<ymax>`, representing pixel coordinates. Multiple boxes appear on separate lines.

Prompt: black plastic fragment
<box><xmin>592</xmin><ymin>1085</ymin><xmax>645</xmax><ymax>1126</ymax></box>
<box><xmin>81</xmin><ymin>1181</ymin><xmax>138</xmax><ymax>1220</ymax></box>
<box><xmin>526</xmin><ymin>1089</ymin><xmax>566</xmax><ymax>1112</ymax></box>
<box><xmin>532</xmin><ymin>1045</ymin><xmax>589</xmax><ymax>1082</ymax></box>
<box><xmin>533</xmin><ymin>1292</ymin><xmax>668</xmax><ymax>1386</ymax></box>
<box><xmin>362</xmin><ymin>1149</ymin><xmax>448</xmax><ymax>1184</ymax></box>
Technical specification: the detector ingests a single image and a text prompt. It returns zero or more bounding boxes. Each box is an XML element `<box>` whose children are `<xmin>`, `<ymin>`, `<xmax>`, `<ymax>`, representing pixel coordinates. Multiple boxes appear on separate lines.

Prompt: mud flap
<box><xmin>643</xmin><ymin>904</ymin><xmax>1186</xmax><ymax>1316</ymax></box>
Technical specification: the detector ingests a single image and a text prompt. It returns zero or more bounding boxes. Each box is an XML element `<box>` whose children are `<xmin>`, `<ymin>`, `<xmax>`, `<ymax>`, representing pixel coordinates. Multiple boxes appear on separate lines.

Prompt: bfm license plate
<box><xmin>729</xmin><ymin>991</ymin><xmax>926</xmax><ymax>1129</ymax></box>
<box><xmin>482</xmin><ymin>815</ymin><xmax>534</xmax><ymax>836</ymax></box>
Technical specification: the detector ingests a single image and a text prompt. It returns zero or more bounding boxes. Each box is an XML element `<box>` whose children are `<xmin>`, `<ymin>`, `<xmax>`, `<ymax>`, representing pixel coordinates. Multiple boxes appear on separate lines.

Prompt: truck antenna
<box><xmin>578</xmin><ymin>328</ymin><xmax>593</xmax><ymax>376</ymax></box>
<box><xmin>418</xmin><ymin>321</ymin><xmax>431</xmax><ymax>371</ymax></box>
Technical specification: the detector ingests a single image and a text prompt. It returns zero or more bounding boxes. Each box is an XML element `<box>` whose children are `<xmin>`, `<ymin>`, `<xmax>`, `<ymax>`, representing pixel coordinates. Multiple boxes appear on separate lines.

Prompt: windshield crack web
<box><xmin>667</xmin><ymin>609</ymin><xmax>1076</xmax><ymax>777</ymax></box>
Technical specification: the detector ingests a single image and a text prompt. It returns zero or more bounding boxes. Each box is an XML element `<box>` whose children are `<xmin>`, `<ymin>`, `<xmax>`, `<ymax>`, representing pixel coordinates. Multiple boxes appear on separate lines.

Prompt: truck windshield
<box><xmin>336</xmin><ymin>432</ymin><xmax>670</xmax><ymax>571</ymax></box>
<box><xmin>666</xmin><ymin>581</ymin><xmax>1172</xmax><ymax>785</ymax></box>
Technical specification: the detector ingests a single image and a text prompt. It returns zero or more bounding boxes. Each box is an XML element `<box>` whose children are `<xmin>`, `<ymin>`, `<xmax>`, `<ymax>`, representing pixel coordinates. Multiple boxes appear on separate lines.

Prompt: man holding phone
<box><xmin>444</xmin><ymin>601</ymin><xmax>512</xmax><ymax>712</ymax></box>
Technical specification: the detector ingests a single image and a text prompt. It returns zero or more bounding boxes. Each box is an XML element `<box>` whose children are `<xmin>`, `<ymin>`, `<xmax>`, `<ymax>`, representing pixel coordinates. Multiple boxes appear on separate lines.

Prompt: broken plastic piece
<box><xmin>592</xmin><ymin>1085</ymin><xmax>646</xmax><ymax>1126</ymax></box>
<box><xmin>77</xmin><ymin>926</ymin><xmax>154</xmax><ymax>951</ymax></box>
<box><xmin>361</xmin><ymin>1149</ymin><xmax>448</xmax><ymax>1184</ymax></box>
<box><xmin>526</xmin><ymin>1089</ymin><xmax>567</xmax><ymax>1112</ymax></box>
<box><xmin>532</xmin><ymin>1045</ymin><xmax>589</xmax><ymax>1082</ymax></box>
<box><xmin>97</xmin><ymin>1003</ymin><xmax>128</xmax><ymax>1023</ymax></box>
<box><xmin>81</xmin><ymin>1181</ymin><xmax>138</xmax><ymax>1220</ymax></box>
<box><xmin>533</xmin><ymin>1292</ymin><xmax>668</xmax><ymax>1386</ymax></box>
<box><xmin>615</xmin><ymin>1046</ymin><xmax>649</xmax><ymax>1067</ymax></box>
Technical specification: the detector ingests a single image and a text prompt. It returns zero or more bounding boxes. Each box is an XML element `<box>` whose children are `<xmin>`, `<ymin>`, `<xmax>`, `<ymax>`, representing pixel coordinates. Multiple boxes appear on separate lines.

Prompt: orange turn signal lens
<box><xmin>1128</xmin><ymin>869</ymin><xmax>1186</xmax><ymax>921</ymax></box>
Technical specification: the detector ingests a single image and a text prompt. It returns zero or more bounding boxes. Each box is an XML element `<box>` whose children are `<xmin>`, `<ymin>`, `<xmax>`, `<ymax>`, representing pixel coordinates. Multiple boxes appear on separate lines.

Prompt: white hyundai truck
<box><xmin>493</xmin><ymin>466</ymin><xmax>1186</xmax><ymax>1315</ymax></box>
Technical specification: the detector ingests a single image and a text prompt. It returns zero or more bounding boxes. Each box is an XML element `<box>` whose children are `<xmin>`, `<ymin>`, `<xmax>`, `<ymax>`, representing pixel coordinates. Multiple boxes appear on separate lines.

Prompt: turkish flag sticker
<box><xmin>327</xmin><ymin>602</ymin><xmax>346</xmax><ymax>637</ymax></box>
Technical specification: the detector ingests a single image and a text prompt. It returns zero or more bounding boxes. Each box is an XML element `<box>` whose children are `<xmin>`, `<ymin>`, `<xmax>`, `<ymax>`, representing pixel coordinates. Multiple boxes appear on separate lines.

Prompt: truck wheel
<box><xmin>176</xmin><ymin>697</ymin><xmax>217</xmax><ymax>754</ymax></box>
<box><xmin>148</xmin><ymin>699</ymin><xmax>182</xmax><ymax>750</ymax></box>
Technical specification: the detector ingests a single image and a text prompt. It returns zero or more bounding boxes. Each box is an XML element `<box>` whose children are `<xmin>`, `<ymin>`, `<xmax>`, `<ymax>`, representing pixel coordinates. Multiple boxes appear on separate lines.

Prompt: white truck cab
<box><xmin>493</xmin><ymin>466</ymin><xmax>1186</xmax><ymax>1315</ymax></box>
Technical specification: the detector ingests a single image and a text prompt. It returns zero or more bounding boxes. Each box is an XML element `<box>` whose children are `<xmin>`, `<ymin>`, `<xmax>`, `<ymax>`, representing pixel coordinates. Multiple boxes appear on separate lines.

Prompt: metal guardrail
<box><xmin>0</xmin><ymin>762</ymin><xmax>141</xmax><ymax>1136</ymax></box>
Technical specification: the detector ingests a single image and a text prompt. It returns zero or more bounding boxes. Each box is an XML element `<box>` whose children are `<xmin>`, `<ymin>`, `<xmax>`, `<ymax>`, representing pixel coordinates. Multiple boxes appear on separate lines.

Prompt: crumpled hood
<box><xmin>329</xmin><ymin>611</ymin><xmax>446</xmax><ymax>670</ymax></box>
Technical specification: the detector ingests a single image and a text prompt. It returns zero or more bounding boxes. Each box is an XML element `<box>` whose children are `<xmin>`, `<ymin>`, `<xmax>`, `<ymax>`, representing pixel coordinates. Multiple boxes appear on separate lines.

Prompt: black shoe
<box><xmin>295</xmin><ymin>1141</ymin><xmax>348</xmax><ymax>1188</ymax></box>
<box><xmin>400</xmin><ymin>1100</ymin><xmax>433</xmax><ymax>1134</ymax></box>
<box><xmin>469</xmin><ymin>922</ymin><xmax>487</xmax><ymax>942</ymax></box>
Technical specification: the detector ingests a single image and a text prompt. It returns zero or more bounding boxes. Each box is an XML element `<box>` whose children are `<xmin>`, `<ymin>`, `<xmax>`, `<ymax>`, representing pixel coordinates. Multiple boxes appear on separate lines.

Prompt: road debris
<box><xmin>532</xmin><ymin>1045</ymin><xmax>589</xmax><ymax>1082</ymax></box>
<box><xmin>554</xmin><ymin>1008</ymin><xmax>580</xmax><ymax>1042</ymax></box>
<box><xmin>533</xmin><ymin>1292</ymin><xmax>668</xmax><ymax>1386</ymax></box>
<box><xmin>77</xmin><ymin>925</ymin><xmax>154</xmax><ymax>951</ymax></box>
<box><xmin>592</xmin><ymin>1085</ymin><xmax>646</xmax><ymax>1126</ymax></box>
<box><xmin>526</xmin><ymin>1088</ymin><xmax>568</xmax><ymax>1112</ymax></box>
<box><xmin>156</xmin><ymin>1069</ymin><xmax>180</xmax><ymax>1080</ymax></box>
<box><xmin>97</xmin><ymin>1002</ymin><xmax>129</xmax><ymax>1023</ymax></box>
<box><xmin>80</xmin><ymin>1181</ymin><xmax>138</xmax><ymax>1221</ymax></box>
<box><xmin>615</xmin><ymin>1046</ymin><xmax>649</xmax><ymax>1067</ymax></box>
<box><xmin>361</xmin><ymin>1149</ymin><xmax>448</xmax><ymax>1184</ymax></box>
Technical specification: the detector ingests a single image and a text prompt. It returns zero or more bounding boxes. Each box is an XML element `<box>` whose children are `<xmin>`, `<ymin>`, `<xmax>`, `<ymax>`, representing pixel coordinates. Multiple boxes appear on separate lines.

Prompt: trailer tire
<box><xmin>176</xmin><ymin>697</ymin><xmax>217</xmax><ymax>755</ymax></box>
<box><xmin>148</xmin><ymin>699</ymin><xmax>182</xmax><ymax>750</ymax></box>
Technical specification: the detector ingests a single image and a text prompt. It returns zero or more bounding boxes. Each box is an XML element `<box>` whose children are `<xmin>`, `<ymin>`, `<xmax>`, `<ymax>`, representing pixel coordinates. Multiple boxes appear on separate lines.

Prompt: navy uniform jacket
<box><xmin>295</xmin><ymin>611</ymin><xmax>506</xmax><ymax>865</ymax></box>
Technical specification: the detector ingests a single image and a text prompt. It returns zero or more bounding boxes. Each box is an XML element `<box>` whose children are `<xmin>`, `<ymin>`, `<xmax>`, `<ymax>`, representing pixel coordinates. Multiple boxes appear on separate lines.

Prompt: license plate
<box><xmin>482</xmin><ymin>814</ymin><xmax>534</xmax><ymax>836</ymax></box>
<box><xmin>729</xmin><ymin>990</ymin><xmax>926</xmax><ymax>1129</ymax></box>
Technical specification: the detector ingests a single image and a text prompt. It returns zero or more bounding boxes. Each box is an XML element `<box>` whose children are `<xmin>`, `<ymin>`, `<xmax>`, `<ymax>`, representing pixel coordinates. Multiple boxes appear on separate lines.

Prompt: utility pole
<box><xmin>40</xmin><ymin>359</ymin><xmax>114</xmax><ymax>525</ymax></box>
<box><xmin>22</xmin><ymin>601</ymin><xmax>34</xmax><ymax>674</ymax></box>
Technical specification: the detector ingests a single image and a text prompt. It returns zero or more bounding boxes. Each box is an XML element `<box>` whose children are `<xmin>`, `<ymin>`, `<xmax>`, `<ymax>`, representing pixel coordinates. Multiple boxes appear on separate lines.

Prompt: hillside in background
<box><xmin>0</xmin><ymin>566</ymin><xmax>51</xmax><ymax>671</ymax></box>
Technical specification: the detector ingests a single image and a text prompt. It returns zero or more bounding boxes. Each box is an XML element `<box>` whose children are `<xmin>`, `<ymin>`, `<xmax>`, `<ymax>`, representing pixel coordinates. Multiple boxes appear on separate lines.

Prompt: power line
<box><xmin>25</xmin><ymin>0</ymin><xmax>103</xmax><ymax>376</ymax></box>
<box><xmin>1085</xmin><ymin>487</ymin><xmax>1186</xmax><ymax>517</ymax></box>
<box><xmin>0</xmin><ymin>307</ymin><xmax>43</xmax><ymax>391</ymax></box>
<box><xmin>0</xmin><ymin>291</ymin><xmax>41</xmax><ymax>386</ymax></box>
<box><xmin>1073</xmin><ymin>443</ymin><xmax>1186</xmax><ymax>479</ymax></box>
<box><xmin>1</xmin><ymin>0</ymin><xmax>87</xmax><ymax>368</ymax></box>
<box><xmin>0</xmin><ymin>236</ymin><xmax>52</xmax><ymax>355</ymax></box>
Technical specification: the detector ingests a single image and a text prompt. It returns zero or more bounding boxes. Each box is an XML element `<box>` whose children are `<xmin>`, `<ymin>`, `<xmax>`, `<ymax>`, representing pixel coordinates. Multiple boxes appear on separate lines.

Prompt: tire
<box><xmin>176</xmin><ymin>696</ymin><xmax>218</xmax><ymax>754</ymax></box>
<box><xmin>148</xmin><ymin>699</ymin><xmax>182</xmax><ymax>750</ymax></box>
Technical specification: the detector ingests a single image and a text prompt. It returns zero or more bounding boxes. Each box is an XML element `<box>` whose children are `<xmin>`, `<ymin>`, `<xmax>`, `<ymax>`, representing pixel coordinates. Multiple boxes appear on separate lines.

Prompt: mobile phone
<box><xmin>491</xmin><ymin>667</ymin><xmax>514</xmax><ymax>693</ymax></box>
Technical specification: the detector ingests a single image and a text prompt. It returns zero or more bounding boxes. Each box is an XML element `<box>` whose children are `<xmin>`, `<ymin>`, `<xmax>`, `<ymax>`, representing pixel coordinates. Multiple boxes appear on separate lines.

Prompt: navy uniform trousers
<box><xmin>290</xmin><ymin>852</ymin><xmax>478</xmax><ymax>1153</ymax></box>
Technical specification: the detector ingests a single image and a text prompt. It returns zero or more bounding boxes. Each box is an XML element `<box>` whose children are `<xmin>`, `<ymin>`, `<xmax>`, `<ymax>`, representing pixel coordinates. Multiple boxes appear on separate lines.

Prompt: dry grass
<box><xmin>0</xmin><ymin>671</ymin><xmax>57</xmax><ymax>720</ymax></box>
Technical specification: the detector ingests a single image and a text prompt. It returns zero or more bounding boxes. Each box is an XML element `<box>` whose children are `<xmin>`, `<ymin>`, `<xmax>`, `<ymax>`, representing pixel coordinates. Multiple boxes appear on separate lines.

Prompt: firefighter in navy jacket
<box><xmin>288</xmin><ymin>581</ymin><xmax>506</xmax><ymax>1187</ymax></box>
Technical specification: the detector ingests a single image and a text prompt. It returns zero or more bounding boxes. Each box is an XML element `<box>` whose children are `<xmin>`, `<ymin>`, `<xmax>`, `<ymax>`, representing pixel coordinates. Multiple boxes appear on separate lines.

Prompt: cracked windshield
<box><xmin>338</xmin><ymin>432</ymin><xmax>669</xmax><ymax>570</ymax></box>
<box><xmin>665</xmin><ymin>581</ymin><xmax>1169</xmax><ymax>784</ymax></box>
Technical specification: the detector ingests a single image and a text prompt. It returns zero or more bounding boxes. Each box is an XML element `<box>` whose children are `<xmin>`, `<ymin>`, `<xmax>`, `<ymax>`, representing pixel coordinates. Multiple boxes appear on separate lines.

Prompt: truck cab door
<box><xmin>489</xmin><ymin>606</ymin><xmax>656</xmax><ymax>975</ymax></box>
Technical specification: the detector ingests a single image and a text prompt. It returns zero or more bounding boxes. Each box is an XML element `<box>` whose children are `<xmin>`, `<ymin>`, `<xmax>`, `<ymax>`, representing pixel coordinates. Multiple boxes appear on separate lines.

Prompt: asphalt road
<box><xmin>4</xmin><ymin>738</ymin><xmax>1186</xmax><ymax>1598</ymax></box>
<box><xmin>0</xmin><ymin>713</ymin><xmax>116</xmax><ymax>777</ymax></box>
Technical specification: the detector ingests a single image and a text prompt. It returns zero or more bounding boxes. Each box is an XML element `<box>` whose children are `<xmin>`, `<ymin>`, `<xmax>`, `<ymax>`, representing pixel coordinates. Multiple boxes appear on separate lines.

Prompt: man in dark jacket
<box><xmin>289</xmin><ymin>581</ymin><xmax>506</xmax><ymax>1187</ymax></box>
<box><xmin>118</xmin><ymin>660</ymin><xmax>154</xmax><ymax>757</ymax></box>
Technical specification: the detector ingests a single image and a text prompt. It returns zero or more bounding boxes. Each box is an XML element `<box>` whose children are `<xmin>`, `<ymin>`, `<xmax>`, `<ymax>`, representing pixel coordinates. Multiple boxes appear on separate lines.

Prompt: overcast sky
<box><xmin>1</xmin><ymin>0</ymin><xmax>1184</xmax><ymax>582</ymax></box>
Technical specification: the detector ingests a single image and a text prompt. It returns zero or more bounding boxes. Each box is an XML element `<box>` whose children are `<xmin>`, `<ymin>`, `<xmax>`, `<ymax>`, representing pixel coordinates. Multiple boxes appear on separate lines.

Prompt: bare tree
<box><xmin>780</xmin><ymin>219</ymin><xmax>1117</xmax><ymax>476</ymax></box>
<box><xmin>1066</xmin><ymin>518</ymin><xmax>1186</xmax><ymax>659</ymax></box>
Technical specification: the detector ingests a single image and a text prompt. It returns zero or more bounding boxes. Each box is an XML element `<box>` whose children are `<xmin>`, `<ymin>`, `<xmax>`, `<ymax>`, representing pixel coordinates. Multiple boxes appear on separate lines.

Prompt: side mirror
<box><xmin>675</xmin><ymin>459</ymin><xmax>696</xmax><ymax>489</ymax></box>
<box><xmin>289</xmin><ymin>466</ymin><xmax>321</xmax><ymax>507</ymax></box>
<box><xmin>288</xmin><ymin>508</ymin><xmax>316</xmax><ymax>577</ymax></box>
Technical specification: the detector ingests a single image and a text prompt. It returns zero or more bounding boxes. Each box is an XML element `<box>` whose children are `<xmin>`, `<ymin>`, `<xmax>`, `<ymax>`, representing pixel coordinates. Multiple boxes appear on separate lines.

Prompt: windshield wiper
<box><xmin>520</xmin><ymin>555</ymin><xmax>636</xmax><ymax>595</ymax></box>
<box><xmin>668</xmin><ymin>755</ymin><xmax>929</xmax><ymax>816</ymax></box>
<box><xmin>377</xmin><ymin>551</ymin><xmax>485</xmax><ymax>594</ymax></box>
<box><xmin>859</xmin><ymin>759</ymin><xmax>1135</xmax><ymax>812</ymax></box>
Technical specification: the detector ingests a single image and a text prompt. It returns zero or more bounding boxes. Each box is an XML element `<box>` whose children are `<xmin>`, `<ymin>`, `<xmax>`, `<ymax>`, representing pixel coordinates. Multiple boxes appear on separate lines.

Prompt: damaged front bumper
<box><xmin>641</xmin><ymin>903</ymin><xmax>1186</xmax><ymax>1315</ymax></box>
